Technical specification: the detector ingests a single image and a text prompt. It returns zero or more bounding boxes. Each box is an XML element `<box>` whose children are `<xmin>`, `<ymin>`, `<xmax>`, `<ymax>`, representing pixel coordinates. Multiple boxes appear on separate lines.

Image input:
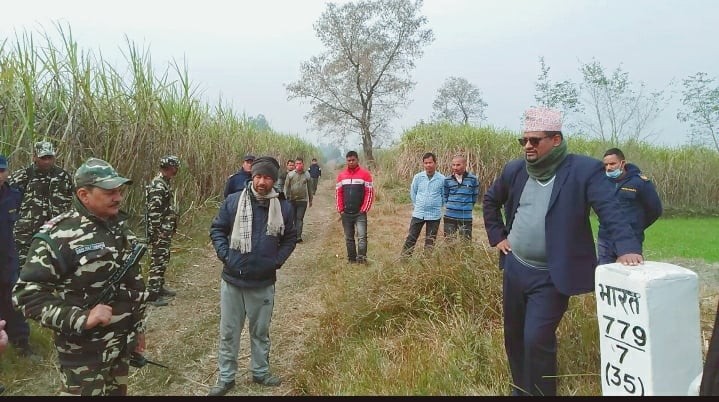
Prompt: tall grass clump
<box><xmin>391</xmin><ymin>123</ymin><xmax>719</xmax><ymax>214</ymax></box>
<box><xmin>0</xmin><ymin>23</ymin><xmax>319</xmax><ymax>220</ymax></box>
<box><xmin>295</xmin><ymin>181</ymin><xmax>603</xmax><ymax>395</ymax></box>
<box><xmin>391</xmin><ymin>122</ymin><xmax>519</xmax><ymax>197</ymax></box>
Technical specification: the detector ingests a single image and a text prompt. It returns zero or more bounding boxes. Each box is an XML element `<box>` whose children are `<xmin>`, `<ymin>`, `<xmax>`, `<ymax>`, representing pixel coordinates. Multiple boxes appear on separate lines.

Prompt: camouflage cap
<box><xmin>160</xmin><ymin>155</ymin><xmax>181</xmax><ymax>168</ymax></box>
<box><xmin>74</xmin><ymin>157</ymin><xmax>133</xmax><ymax>189</ymax></box>
<box><xmin>34</xmin><ymin>141</ymin><xmax>56</xmax><ymax>157</ymax></box>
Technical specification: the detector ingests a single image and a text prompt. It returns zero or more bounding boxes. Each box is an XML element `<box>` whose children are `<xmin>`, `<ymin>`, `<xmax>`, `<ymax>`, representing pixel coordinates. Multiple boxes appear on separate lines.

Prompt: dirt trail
<box><xmin>136</xmin><ymin>177</ymin><xmax>337</xmax><ymax>396</ymax></box>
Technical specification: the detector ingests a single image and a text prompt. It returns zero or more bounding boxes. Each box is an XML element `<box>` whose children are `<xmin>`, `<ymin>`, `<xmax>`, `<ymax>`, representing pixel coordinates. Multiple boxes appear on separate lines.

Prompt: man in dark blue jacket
<box><xmin>482</xmin><ymin>107</ymin><xmax>642</xmax><ymax>396</ymax></box>
<box><xmin>308</xmin><ymin>158</ymin><xmax>322</xmax><ymax>195</ymax></box>
<box><xmin>208</xmin><ymin>156</ymin><xmax>296</xmax><ymax>396</ymax></box>
<box><xmin>598</xmin><ymin>148</ymin><xmax>663</xmax><ymax>264</ymax></box>
<box><xmin>223</xmin><ymin>154</ymin><xmax>255</xmax><ymax>198</ymax></box>
<box><xmin>0</xmin><ymin>155</ymin><xmax>31</xmax><ymax>360</ymax></box>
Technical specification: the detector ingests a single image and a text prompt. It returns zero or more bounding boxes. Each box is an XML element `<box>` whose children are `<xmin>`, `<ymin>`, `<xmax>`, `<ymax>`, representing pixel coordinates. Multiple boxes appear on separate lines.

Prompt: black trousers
<box><xmin>0</xmin><ymin>281</ymin><xmax>30</xmax><ymax>346</ymax></box>
<box><xmin>401</xmin><ymin>217</ymin><xmax>440</xmax><ymax>256</ymax></box>
<box><xmin>701</xmin><ymin>299</ymin><xmax>719</xmax><ymax>395</ymax></box>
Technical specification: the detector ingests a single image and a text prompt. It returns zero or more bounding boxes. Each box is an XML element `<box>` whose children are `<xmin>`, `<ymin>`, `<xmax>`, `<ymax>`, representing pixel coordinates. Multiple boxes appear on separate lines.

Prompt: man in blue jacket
<box><xmin>208</xmin><ymin>156</ymin><xmax>297</xmax><ymax>396</ymax></box>
<box><xmin>598</xmin><ymin>148</ymin><xmax>663</xmax><ymax>264</ymax></box>
<box><xmin>308</xmin><ymin>158</ymin><xmax>322</xmax><ymax>195</ymax></box>
<box><xmin>223</xmin><ymin>154</ymin><xmax>255</xmax><ymax>198</ymax></box>
<box><xmin>0</xmin><ymin>155</ymin><xmax>31</xmax><ymax>360</ymax></box>
<box><xmin>482</xmin><ymin>107</ymin><xmax>642</xmax><ymax>396</ymax></box>
<box><xmin>401</xmin><ymin>152</ymin><xmax>445</xmax><ymax>256</ymax></box>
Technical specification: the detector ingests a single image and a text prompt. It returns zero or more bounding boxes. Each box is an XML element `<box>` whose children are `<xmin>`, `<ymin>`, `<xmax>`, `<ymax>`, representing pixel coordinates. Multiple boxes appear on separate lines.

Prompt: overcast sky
<box><xmin>1</xmin><ymin>0</ymin><xmax>717</xmax><ymax>147</ymax></box>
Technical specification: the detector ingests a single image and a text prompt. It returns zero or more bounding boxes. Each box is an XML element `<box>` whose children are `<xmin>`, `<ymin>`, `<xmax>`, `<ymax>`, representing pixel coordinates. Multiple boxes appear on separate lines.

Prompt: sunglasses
<box><xmin>518</xmin><ymin>136</ymin><xmax>550</xmax><ymax>147</ymax></box>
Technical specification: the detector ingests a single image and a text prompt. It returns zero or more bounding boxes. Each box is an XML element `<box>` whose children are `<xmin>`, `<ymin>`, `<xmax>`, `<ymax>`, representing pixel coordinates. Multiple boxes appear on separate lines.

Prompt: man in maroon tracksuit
<box><xmin>335</xmin><ymin>151</ymin><xmax>374</xmax><ymax>264</ymax></box>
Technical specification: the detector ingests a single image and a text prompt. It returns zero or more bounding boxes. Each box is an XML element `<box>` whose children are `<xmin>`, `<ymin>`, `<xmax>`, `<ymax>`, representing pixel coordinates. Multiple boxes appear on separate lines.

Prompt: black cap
<box><xmin>243</xmin><ymin>154</ymin><xmax>256</xmax><ymax>162</ymax></box>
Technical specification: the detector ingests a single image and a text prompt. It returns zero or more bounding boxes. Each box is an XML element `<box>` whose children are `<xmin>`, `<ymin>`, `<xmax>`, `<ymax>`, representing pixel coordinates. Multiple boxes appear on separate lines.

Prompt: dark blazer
<box><xmin>482</xmin><ymin>154</ymin><xmax>641</xmax><ymax>296</ymax></box>
<box><xmin>0</xmin><ymin>183</ymin><xmax>21</xmax><ymax>284</ymax></box>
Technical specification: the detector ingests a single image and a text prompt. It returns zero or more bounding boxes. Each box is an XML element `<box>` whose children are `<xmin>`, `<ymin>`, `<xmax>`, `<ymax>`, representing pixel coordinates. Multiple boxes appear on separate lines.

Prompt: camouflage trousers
<box><xmin>148</xmin><ymin>232</ymin><xmax>173</xmax><ymax>293</ymax></box>
<box><xmin>13</xmin><ymin>220</ymin><xmax>37</xmax><ymax>268</ymax></box>
<box><xmin>59</xmin><ymin>356</ymin><xmax>130</xmax><ymax>396</ymax></box>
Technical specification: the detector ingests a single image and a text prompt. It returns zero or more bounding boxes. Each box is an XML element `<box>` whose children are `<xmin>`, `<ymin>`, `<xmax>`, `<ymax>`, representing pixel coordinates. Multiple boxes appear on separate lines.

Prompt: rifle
<box><xmin>144</xmin><ymin>185</ymin><xmax>153</xmax><ymax>242</ymax></box>
<box><xmin>83</xmin><ymin>242</ymin><xmax>147</xmax><ymax>309</ymax></box>
<box><xmin>130</xmin><ymin>352</ymin><xmax>169</xmax><ymax>369</ymax></box>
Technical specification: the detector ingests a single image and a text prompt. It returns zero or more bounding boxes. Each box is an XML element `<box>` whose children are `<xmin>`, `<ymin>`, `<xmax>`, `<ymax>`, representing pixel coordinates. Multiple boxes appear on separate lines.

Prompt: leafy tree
<box><xmin>533</xmin><ymin>56</ymin><xmax>580</xmax><ymax>114</ymax></box>
<box><xmin>431</xmin><ymin>76</ymin><xmax>488</xmax><ymax>125</ymax></box>
<box><xmin>286</xmin><ymin>0</ymin><xmax>434</xmax><ymax>166</ymax></box>
<box><xmin>576</xmin><ymin>59</ymin><xmax>669</xmax><ymax>143</ymax></box>
<box><xmin>677</xmin><ymin>72</ymin><xmax>719</xmax><ymax>152</ymax></box>
<box><xmin>247</xmin><ymin>114</ymin><xmax>271</xmax><ymax>131</ymax></box>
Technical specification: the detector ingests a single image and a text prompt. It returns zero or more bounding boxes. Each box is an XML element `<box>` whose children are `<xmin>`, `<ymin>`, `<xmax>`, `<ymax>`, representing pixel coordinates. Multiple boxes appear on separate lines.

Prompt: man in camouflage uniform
<box><xmin>12</xmin><ymin>158</ymin><xmax>149</xmax><ymax>396</ymax></box>
<box><xmin>145</xmin><ymin>155</ymin><xmax>180</xmax><ymax>307</ymax></box>
<box><xmin>10</xmin><ymin>141</ymin><xmax>74</xmax><ymax>268</ymax></box>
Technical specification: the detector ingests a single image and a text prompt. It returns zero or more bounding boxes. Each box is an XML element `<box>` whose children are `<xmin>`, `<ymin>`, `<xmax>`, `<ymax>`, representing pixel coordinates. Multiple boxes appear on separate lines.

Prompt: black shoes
<box><xmin>159</xmin><ymin>285</ymin><xmax>177</xmax><ymax>297</ymax></box>
<box><xmin>148</xmin><ymin>296</ymin><xmax>169</xmax><ymax>307</ymax></box>
<box><xmin>148</xmin><ymin>285</ymin><xmax>176</xmax><ymax>306</ymax></box>
<box><xmin>208</xmin><ymin>380</ymin><xmax>235</xmax><ymax>396</ymax></box>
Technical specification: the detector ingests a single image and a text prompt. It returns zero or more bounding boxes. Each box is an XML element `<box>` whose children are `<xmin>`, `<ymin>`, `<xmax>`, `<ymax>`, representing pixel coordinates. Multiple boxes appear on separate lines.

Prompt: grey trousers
<box><xmin>216</xmin><ymin>280</ymin><xmax>275</xmax><ymax>383</ymax></box>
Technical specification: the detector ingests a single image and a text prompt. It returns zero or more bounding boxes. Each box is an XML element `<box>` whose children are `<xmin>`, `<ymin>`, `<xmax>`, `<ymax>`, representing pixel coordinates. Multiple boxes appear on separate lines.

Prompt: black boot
<box><xmin>148</xmin><ymin>296</ymin><xmax>169</xmax><ymax>307</ymax></box>
<box><xmin>160</xmin><ymin>285</ymin><xmax>177</xmax><ymax>297</ymax></box>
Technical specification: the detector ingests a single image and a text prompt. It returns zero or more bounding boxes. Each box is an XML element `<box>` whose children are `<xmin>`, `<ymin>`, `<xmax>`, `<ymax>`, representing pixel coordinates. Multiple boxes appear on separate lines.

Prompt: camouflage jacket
<box><xmin>9</xmin><ymin>163</ymin><xmax>74</xmax><ymax>232</ymax></box>
<box><xmin>12</xmin><ymin>196</ymin><xmax>148</xmax><ymax>365</ymax></box>
<box><xmin>146</xmin><ymin>173</ymin><xmax>177</xmax><ymax>237</ymax></box>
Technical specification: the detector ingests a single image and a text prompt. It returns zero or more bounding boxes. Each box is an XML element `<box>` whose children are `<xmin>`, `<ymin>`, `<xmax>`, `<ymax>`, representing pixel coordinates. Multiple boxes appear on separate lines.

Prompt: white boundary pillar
<box><xmin>595</xmin><ymin>261</ymin><xmax>702</xmax><ymax>396</ymax></box>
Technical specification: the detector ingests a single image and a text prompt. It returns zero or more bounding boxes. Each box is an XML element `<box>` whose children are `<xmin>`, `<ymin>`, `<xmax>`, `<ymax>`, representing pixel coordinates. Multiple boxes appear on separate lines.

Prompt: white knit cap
<box><xmin>523</xmin><ymin>107</ymin><xmax>562</xmax><ymax>132</ymax></box>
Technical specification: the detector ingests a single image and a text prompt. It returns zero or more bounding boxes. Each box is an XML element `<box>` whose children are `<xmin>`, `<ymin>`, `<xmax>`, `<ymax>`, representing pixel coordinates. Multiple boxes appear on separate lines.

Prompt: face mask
<box><xmin>606</xmin><ymin>168</ymin><xmax>623</xmax><ymax>179</ymax></box>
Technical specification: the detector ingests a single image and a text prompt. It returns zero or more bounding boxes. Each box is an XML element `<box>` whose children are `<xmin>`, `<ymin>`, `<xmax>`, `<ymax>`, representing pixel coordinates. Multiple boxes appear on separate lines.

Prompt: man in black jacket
<box><xmin>208</xmin><ymin>156</ymin><xmax>297</xmax><ymax>396</ymax></box>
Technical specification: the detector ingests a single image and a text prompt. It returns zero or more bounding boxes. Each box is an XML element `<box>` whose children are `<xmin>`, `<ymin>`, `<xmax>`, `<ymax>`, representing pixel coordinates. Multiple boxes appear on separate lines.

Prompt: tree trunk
<box><xmin>361</xmin><ymin>127</ymin><xmax>375</xmax><ymax>169</ymax></box>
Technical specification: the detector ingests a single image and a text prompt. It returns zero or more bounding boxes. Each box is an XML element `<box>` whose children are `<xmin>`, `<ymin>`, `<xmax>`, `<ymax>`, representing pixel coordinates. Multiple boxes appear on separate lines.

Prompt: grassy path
<box><xmin>129</xmin><ymin>176</ymin><xmax>339</xmax><ymax>396</ymax></box>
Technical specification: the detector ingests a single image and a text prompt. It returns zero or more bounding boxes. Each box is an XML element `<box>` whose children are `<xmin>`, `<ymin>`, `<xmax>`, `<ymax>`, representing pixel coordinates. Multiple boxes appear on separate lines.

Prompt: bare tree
<box><xmin>577</xmin><ymin>59</ymin><xmax>669</xmax><ymax>143</ymax></box>
<box><xmin>431</xmin><ymin>76</ymin><xmax>487</xmax><ymax>125</ymax></box>
<box><xmin>677</xmin><ymin>72</ymin><xmax>719</xmax><ymax>152</ymax></box>
<box><xmin>285</xmin><ymin>0</ymin><xmax>433</xmax><ymax>165</ymax></box>
<box><xmin>533</xmin><ymin>56</ymin><xmax>580</xmax><ymax>114</ymax></box>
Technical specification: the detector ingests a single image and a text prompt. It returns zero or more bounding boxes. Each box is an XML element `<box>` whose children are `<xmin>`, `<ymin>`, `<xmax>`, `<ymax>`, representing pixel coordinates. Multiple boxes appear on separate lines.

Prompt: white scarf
<box><xmin>230</xmin><ymin>185</ymin><xmax>284</xmax><ymax>253</ymax></box>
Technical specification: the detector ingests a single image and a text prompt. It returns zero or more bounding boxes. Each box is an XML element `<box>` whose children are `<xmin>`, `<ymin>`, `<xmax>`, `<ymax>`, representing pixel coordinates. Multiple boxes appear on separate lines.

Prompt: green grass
<box><xmin>590</xmin><ymin>216</ymin><xmax>719</xmax><ymax>263</ymax></box>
